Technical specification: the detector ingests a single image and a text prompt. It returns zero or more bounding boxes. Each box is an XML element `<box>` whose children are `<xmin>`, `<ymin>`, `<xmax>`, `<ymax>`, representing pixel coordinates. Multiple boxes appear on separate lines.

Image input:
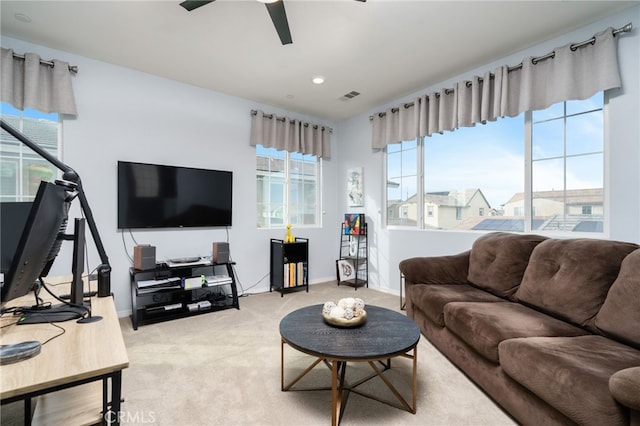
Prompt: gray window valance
<box><xmin>1</xmin><ymin>47</ymin><xmax>78</xmax><ymax>116</ymax></box>
<box><xmin>250</xmin><ymin>109</ymin><xmax>332</xmax><ymax>159</ymax></box>
<box><xmin>372</xmin><ymin>25</ymin><xmax>628</xmax><ymax>149</ymax></box>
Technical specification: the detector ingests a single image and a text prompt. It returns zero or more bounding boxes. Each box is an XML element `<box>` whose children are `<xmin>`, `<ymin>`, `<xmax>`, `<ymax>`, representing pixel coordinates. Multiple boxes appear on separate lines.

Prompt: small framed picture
<box><xmin>347</xmin><ymin>167</ymin><xmax>364</xmax><ymax>207</ymax></box>
<box><xmin>336</xmin><ymin>259</ymin><xmax>355</xmax><ymax>281</ymax></box>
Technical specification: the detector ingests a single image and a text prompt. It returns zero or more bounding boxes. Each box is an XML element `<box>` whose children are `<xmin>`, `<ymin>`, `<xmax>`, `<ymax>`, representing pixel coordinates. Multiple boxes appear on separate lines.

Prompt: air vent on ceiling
<box><xmin>339</xmin><ymin>90</ymin><xmax>361</xmax><ymax>101</ymax></box>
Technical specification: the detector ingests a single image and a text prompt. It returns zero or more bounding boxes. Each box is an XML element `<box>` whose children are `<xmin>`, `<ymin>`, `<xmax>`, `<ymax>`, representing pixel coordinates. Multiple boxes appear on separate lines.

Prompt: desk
<box><xmin>280</xmin><ymin>305</ymin><xmax>419</xmax><ymax>426</ymax></box>
<box><xmin>0</xmin><ymin>276</ymin><xmax>129</xmax><ymax>425</ymax></box>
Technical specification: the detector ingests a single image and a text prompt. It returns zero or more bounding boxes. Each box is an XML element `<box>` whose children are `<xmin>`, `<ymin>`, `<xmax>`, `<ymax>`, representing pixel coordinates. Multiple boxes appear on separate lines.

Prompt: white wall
<box><xmin>2</xmin><ymin>36</ymin><xmax>341</xmax><ymax>314</ymax></box>
<box><xmin>336</xmin><ymin>6</ymin><xmax>640</xmax><ymax>294</ymax></box>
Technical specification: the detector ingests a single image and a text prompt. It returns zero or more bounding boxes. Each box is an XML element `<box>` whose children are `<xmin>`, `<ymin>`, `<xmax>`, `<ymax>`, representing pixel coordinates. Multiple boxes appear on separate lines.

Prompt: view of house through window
<box><xmin>386</xmin><ymin>92</ymin><xmax>604</xmax><ymax>233</ymax></box>
<box><xmin>387</xmin><ymin>140</ymin><xmax>418</xmax><ymax>226</ymax></box>
<box><xmin>256</xmin><ymin>145</ymin><xmax>319</xmax><ymax>228</ymax></box>
<box><xmin>0</xmin><ymin>103</ymin><xmax>60</xmax><ymax>202</ymax></box>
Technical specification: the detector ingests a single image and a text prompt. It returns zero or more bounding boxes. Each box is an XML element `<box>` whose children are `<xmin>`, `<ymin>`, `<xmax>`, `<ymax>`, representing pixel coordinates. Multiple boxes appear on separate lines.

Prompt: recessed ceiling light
<box><xmin>14</xmin><ymin>13</ymin><xmax>31</xmax><ymax>23</ymax></box>
<box><xmin>312</xmin><ymin>76</ymin><xmax>325</xmax><ymax>85</ymax></box>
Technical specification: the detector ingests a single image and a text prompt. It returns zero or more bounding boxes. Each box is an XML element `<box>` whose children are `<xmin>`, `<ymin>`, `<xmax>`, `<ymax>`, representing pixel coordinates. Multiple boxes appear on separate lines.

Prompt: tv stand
<box><xmin>129</xmin><ymin>261</ymin><xmax>240</xmax><ymax>330</ymax></box>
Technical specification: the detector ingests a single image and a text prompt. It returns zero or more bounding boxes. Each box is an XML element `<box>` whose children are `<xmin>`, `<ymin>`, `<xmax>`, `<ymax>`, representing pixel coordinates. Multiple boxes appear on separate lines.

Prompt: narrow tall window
<box><xmin>386</xmin><ymin>140</ymin><xmax>418</xmax><ymax>226</ymax></box>
<box><xmin>256</xmin><ymin>145</ymin><xmax>319</xmax><ymax>228</ymax></box>
<box><xmin>0</xmin><ymin>104</ymin><xmax>60</xmax><ymax>202</ymax></box>
<box><xmin>530</xmin><ymin>92</ymin><xmax>604</xmax><ymax>233</ymax></box>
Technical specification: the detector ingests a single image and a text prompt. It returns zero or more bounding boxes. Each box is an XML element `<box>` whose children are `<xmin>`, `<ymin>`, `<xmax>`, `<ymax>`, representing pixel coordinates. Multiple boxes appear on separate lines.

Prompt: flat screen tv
<box><xmin>117</xmin><ymin>161</ymin><xmax>233</xmax><ymax>229</ymax></box>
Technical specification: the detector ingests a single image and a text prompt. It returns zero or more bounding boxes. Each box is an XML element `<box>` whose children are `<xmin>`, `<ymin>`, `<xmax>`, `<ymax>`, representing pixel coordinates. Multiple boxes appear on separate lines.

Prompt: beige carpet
<box><xmin>1</xmin><ymin>282</ymin><xmax>516</xmax><ymax>425</ymax></box>
<box><xmin>117</xmin><ymin>282</ymin><xmax>515</xmax><ymax>426</ymax></box>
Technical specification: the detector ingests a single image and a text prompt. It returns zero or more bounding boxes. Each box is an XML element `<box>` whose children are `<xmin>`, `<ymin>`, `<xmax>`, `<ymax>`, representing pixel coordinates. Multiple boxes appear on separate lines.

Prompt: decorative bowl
<box><xmin>322</xmin><ymin>310</ymin><xmax>367</xmax><ymax>328</ymax></box>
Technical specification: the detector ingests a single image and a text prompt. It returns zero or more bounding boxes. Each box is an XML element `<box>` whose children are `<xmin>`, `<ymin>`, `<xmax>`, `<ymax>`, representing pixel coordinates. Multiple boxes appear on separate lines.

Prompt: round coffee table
<box><xmin>280</xmin><ymin>304</ymin><xmax>420</xmax><ymax>425</ymax></box>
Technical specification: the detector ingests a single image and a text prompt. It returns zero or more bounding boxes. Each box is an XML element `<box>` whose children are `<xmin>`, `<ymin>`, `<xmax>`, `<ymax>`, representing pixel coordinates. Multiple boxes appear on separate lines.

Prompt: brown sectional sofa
<box><xmin>400</xmin><ymin>232</ymin><xmax>640</xmax><ymax>425</ymax></box>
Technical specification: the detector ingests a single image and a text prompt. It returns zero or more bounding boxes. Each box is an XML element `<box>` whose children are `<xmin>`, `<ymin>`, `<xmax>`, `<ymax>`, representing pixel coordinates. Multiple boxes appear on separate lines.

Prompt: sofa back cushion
<box><xmin>467</xmin><ymin>232</ymin><xmax>548</xmax><ymax>298</ymax></box>
<box><xmin>514</xmin><ymin>238</ymin><xmax>639</xmax><ymax>331</ymax></box>
<box><xmin>595</xmin><ymin>249</ymin><xmax>640</xmax><ymax>348</ymax></box>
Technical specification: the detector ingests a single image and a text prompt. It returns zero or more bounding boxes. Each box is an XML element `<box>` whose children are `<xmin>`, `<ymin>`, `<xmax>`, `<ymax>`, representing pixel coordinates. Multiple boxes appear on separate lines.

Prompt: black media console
<box><xmin>129</xmin><ymin>260</ymin><xmax>239</xmax><ymax>330</ymax></box>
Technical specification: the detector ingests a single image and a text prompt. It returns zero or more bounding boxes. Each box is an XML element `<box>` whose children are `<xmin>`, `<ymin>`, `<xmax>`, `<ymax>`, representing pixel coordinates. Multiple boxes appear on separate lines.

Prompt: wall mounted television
<box><xmin>117</xmin><ymin>161</ymin><xmax>233</xmax><ymax>229</ymax></box>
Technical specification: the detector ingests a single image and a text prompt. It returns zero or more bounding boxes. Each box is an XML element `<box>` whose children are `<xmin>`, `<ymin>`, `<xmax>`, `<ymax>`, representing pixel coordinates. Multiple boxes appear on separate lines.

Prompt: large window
<box><xmin>256</xmin><ymin>145</ymin><xmax>319</xmax><ymax>228</ymax></box>
<box><xmin>0</xmin><ymin>104</ymin><xmax>60</xmax><ymax>202</ymax></box>
<box><xmin>386</xmin><ymin>93</ymin><xmax>604</xmax><ymax>233</ymax></box>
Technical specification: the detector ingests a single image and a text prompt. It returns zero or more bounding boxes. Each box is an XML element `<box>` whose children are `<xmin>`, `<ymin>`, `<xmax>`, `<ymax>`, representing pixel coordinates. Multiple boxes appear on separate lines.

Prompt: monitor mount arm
<box><xmin>1</xmin><ymin>119</ymin><xmax>111</xmax><ymax>297</ymax></box>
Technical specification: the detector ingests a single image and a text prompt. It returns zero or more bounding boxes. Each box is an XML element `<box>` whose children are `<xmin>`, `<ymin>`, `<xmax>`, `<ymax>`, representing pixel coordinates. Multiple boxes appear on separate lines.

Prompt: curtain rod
<box><xmin>369</xmin><ymin>22</ymin><xmax>632</xmax><ymax>120</ymax></box>
<box><xmin>250</xmin><ymin>109</ymin><xmax>333</xmax><ymax>133</ymax></box>
<box><xmin>11</xmin><ymin>51</ymin><xmax>78</xmax><ymax>74</ymax></box>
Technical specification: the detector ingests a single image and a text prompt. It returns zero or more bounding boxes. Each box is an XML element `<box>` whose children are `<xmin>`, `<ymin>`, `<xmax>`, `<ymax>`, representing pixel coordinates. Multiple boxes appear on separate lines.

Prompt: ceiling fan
<box><xmin>180</xmin><ymin>0</ymin><xmax>366</xmax><ymax>46</ymax></box>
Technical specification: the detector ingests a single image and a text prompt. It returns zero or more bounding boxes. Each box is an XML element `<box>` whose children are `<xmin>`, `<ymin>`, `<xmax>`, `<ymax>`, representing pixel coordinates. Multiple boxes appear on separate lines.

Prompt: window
<box><xmin>387</xmin><ymin>140</ymin><xmax>418</xmax><ymax>226</ymax></box>
<box><xmin>385</xmin><ymin>92</ymin><xmax>604</xmax><ymax>234</ymax></box>
<box><xmin>0</xmin><ymin>104</ymin><xmax>60</xmax><ymax>202</ymax></box>
<box><xmin>256</xmin><ymin>145</ymin><xmax>319</xmax><ymax>228</ymax></box>
<box><xmin>422</xmin><ymin>115</ymin><xmax>525</xmax><ymax>231</ymax></box>
<box><xmin>530</xmin><ymin>93</ymin><xmax>604</xmax><ymax>232</ymax></box>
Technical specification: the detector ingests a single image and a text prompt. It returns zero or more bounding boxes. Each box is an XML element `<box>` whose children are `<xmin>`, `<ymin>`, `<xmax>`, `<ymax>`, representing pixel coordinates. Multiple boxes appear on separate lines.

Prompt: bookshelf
<box><xmin>270</xmin><ymin>238</ymin><xmax>309</xmax><ymax>297</ymax></box>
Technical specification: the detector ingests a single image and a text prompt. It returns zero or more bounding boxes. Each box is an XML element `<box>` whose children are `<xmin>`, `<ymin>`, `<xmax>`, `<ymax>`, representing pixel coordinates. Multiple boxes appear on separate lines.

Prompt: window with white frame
<box><xmin>387</xmin><ymin>140</ymin><xmax>418</xmax><ymax>226</ymax></box>
<box><xmin>256</xmin><ymin>145</ymin><xmax>319</xmax><ymax>228</ymax></box>
<box><xmin>530</xmin><ymin>93</ymin><xmax>604</xmax><ymax>232</ymax></box>
<box><xmin>0</xmin><ymin>103</ymin><xmax>60</xmax><ymax>202</ymax></box>
<box><xmin>385</xmin><ymin>92</ymin><xmax>604</xmax><ymax>234</ymax></box>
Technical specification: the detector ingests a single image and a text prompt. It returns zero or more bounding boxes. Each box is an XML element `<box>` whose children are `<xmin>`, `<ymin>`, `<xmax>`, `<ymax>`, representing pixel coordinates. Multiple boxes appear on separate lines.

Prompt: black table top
<box><xmin>279</xmin><ymin>305</ymin><xmax>420</xmax><ymax>360</ymax></box>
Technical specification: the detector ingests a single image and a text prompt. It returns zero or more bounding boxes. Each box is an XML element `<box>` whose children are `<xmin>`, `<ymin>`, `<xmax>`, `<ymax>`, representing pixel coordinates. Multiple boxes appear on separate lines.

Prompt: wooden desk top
<box><xmin>0</xmin><ymin>276</ymin><xmax>129</xmax><ymax>400</ymax></box>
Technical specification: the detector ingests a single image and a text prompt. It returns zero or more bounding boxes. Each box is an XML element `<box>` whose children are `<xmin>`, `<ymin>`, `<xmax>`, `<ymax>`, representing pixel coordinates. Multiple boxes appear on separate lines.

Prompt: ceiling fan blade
<box><xmin>179</xmin><ymin>0</ymin><xmax>215</xmax><ymax>12</ymax></box>
<box><xmin>265</xmin><ymin>1</ymin><xmax>293</xmax><ymax>45</ymax></box>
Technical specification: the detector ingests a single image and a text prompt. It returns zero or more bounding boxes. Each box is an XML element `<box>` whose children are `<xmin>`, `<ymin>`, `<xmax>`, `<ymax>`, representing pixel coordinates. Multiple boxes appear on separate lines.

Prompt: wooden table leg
<box><xmin>331</xmin><ymin>360</ymin><xmax>339</xmax><ymax>426</ymax></box>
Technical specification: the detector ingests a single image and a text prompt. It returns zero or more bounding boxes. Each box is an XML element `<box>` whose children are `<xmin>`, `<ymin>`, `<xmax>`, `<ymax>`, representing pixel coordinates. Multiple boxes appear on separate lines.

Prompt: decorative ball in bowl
<box><xmin>322</xmin><ymin>298</ymin><xmax>367</xmax><ymax>328</ymax></box>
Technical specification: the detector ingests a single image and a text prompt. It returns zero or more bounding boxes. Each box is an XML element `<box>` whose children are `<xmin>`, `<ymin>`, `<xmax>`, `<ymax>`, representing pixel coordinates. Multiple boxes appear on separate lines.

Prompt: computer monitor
<box><xmin>0</xmin><ymin>201</ymin><xmax>31</xmax><ymax>275</ymax></box>
<box><xmin>1</xmin><ymin>179</ymin><xmax>93</xmax><ymax>324</ymax></box>
<box><xmin>0</xmin><ymin>180</ymin><xmax>97</xmax><ymax>364</ymax></box>
<box><xmin>1</xmin><ymin>180</ymin><xmax>72</xmax><ymax>303</ymax></box>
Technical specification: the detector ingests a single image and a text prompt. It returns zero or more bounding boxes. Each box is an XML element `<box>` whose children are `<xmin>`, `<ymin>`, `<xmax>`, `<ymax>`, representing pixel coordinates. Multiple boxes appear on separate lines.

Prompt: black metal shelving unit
<box><xmin>337</xmin><ymin>222</ymin><xmax>368</xmax><ymax>289</ymax></box>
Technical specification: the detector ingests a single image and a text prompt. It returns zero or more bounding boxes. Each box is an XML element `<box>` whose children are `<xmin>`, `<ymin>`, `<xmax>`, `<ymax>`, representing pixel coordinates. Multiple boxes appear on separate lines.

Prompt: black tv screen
<box><xmin>117</xmin><ymin>161</ymin><xmax>233</xmax><ymax>229</ymax></box>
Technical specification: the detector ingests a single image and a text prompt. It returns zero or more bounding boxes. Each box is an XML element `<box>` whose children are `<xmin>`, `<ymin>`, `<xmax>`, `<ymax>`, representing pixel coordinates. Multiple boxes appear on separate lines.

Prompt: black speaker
<box><xmin>134</xmin><ymin>245</ymin><xmax>156</xmax><ymax>270</ymax></box>
<box><xmin>212</xmin><ymin>242</ymin><xmax>230</xmax><ymax>264</ymax></box>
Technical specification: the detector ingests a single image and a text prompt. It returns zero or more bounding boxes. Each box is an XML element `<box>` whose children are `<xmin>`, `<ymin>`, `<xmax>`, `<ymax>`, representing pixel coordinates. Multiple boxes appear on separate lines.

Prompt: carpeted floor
<box><xmin>118</xmin><ymin>282</ymin><xmax>515</xmax><ymax>426</ymax></box>
<box><xmin>2</xmin><ymin>281</ymin><xmax>516</xmax><ymax>425</ymax></box>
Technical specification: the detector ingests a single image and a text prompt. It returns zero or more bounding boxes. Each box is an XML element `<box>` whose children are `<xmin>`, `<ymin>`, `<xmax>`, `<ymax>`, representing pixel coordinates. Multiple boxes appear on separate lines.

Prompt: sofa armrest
<box><xmin>399</xmin><ymin>250</ymin><xmax>471</xmax><ymax>286</ymax></box>
<box><xmin>609</xmin><ymin>366</ymin><xmax>640</xmax><ymax>411</ymax></box>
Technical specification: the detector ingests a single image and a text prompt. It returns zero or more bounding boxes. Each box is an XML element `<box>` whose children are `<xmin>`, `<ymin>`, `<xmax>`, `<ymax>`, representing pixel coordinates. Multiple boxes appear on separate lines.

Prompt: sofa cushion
<box><xmin>467</xmin><ymin>232</ymin><xmax>548</xmax><ymax>298</ymax></box>
<box><xmin>513</xmin><ymin>238</ymin><xmax>639</xmax><ymax>331</ymax></box>
<box><xmin>409</xmin><ymin>284</ymin><xmax>504</xmax><ymax>327</ymax></box>
<box><xmin>499</xmin><ymin>335</ymin><xmax>640</xmax><ymax>426</ymax></box>
<box><xmin>443</xmin><ymin>301</ymin><xmax>587</xmax><ymax>363</ymax></box>
<box><xmin>609</xmin><ymin>367</ymin><xmax>640</xmax><ymax>411</ymax></box>
<box><xmin>595</xmin><ymin>248</ymin><xmax>640</xmax><ymax>349</ymax></box>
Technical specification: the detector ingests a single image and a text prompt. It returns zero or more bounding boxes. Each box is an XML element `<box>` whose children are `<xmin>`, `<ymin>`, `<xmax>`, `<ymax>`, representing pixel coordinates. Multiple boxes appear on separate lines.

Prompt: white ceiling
<box><xmin>1</xmin><ymin>1</ymin><xmax>637</xmax><ymax>122</ymax></box>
